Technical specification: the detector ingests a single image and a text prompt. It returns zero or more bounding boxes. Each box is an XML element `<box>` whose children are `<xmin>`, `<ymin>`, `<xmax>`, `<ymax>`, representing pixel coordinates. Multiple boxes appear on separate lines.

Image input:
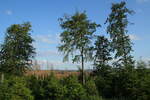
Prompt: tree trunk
<box><xmin>1</xmin><ymin>73</ymin><xmax>4</xmax><ymax>83</ymax></box>
<box><xmin>81</xmin><ymin>47</ymin><xmax>85</xmax><ymax>85</ymax></box>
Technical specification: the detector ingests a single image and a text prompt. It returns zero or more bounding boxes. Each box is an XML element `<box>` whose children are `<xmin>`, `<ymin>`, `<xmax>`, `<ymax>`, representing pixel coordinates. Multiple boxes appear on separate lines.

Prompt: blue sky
<box><xmin>0</xmin><ymin>0</ymin><xmax>150</xmax><ymax>69</ymax></box>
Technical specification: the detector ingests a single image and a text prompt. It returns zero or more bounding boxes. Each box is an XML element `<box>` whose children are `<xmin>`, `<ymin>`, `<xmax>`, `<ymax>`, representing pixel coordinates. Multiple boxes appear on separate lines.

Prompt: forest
<box><xmin>0</xmin><ymin>1</ymin><xmax>150</xmax><ymax>100</ymax></box>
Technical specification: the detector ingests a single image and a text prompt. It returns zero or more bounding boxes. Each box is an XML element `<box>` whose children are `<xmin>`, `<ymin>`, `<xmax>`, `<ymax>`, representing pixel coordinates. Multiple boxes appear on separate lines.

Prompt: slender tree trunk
<box><xmin>81</xmin><ymin>47</ymin><xmax>85</xmax><ymax>85</ymax></box>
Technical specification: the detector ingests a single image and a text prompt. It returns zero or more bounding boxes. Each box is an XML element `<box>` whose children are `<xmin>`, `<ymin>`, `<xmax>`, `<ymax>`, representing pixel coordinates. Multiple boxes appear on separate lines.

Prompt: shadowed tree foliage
<box><xmin>93</xmin><ymin>36</ymin><xmax>112</xmax><ymax>76</ymax></box>
<box><xmin>94</xmin><ymin>36</ymin><xmax>112</xmax><ymax>67</ymax></box>
<box><xmin>103</xmin><ymin>1</ymin><xmax>136</xmax><ymax>98</ymax></box>
<box><xmin>58</xmin><ymin>11</ymin><xmax>100</xmax><ymax>84</ymax></box>
<box><xmin>106</xmin><ymin>1</ymin><xmax>134</xmax><ymax>67</ymax></box>
<box><xmin>93</xmin><ymin>2</ymin><xmax>138</xmax><ymax>99</ymax></box>
<box><xmin>0</xmin><ymin>22</ymin><xmax>35</xmax><ymax>76</ymax></box>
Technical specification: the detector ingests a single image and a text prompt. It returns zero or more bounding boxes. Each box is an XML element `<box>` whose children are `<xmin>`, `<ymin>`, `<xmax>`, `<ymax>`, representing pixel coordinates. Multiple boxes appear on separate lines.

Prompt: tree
<box><xmin>94</xmin><ymin>36</ymin><xmax>112</xmax><ymax>73</ymax></box>
<box><xmin>58</xmin><ymin>11</ymin><xmax>100</xmax><ymax>84</ymax></box>
<box><xmin>106</xmin><ymin>1</ymin><xmax>134</xmax><ymax>67</ymax></box>
<box><xmin>0</xmin><ymin>22</ymin><xmax>35</xmax><ymax>76</ymax></box>
<box><xmin>103</xmin><ymin>2</ymin><xmax>136</xmax><ymax>98</ymax></box>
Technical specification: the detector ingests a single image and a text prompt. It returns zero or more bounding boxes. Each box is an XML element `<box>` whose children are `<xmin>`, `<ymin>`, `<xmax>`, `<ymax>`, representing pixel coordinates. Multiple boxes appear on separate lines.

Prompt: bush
<box><xmin>84</xmin><ymin>78</ymin><xmax>99</xmax><ymax>96</ymax></box>
<box><xmin>27</xmin><ymin>74</ymin><xmax>67</xmax><ymax>100</ymax></box>
<box><xmin>43</xmin><ymin>74</ymin><xmax>67</xmax><ymax>100</ymax></box>
<box><xmin>62</xmin><ymin>75</ymin><xmax>86</xmax><ymax>100</ymax></box>
<box><xmin>26</xmin><ymin>75</ymin><xmax>45</xmax><ymax>100</ymax></box>
<box><xmin>0</xmin><ymin>76</ymin><xmax>34</xmax><ymax>100</ymax></box>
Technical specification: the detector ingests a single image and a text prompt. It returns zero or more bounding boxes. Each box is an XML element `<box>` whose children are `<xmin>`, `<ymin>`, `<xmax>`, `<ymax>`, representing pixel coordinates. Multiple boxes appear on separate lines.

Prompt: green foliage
<box><xmin>93</xmin><ymin>2</ymin><xmax>136</xmax><ymax>99</ymax></box>
<box><xmin>130</xmin><ymin>61</ymin><xmax>150</xmax><ymax>100</ymax></box>
<box><xmin>93</xmin><ymin>2</ymin><xmax>137</xmax><ymax>99</ymax></box>
<box><xmin>106</xmin><ymin>1</ymin><xmax>134</xmax><ymax>67</ymax></box>
<box><xmin>0</xmin><ymin>76</ymin><xmax>34</xmax><ymax>100</ymax></box>
<box><xmin>27</xmin><ymin>74</ymin><xmax>66</xmax><ymax>100</ymax></box>
<box><xmin>93</xmin><ymin>36</ymin><xmax>112</xmax><ymax>76</ymax></box>
<box><xmin>0</xmin><ymin>1</ymin><xmax>149</xmax><ymax>100</ymax></box>
<box><xmin>62</xmin><ymin>75</ymin><xmax>86</xmax><ymax>100</ymax></box>
<box><xmin>27</xmin><ymin>74</ymin><xmax>101</xmax><ymax>100</ymax></box>
<box><xmin>84</xmin><ymin>78</ymin><xmax>99</xmax><ymax>96</ymax></box>
<box><xmin>26</xmin><ymin>76</ymin><xmax>45</xmax><ymax>99</ymax></box>
<box><xmin>0</xmin><ymin>22</ymin><xmax>35</xmax><ymax>76</ymax></box>
<box><xmin>58</xmin><ymin>11</ymin><xmax>100</xmax><ymax>84</ymax></box>
<box><xmin>94</xmin><ymin>36</ymin><xmax>112</xmax><ymax>66</ymax></box>
<box><xmin>43</xmin><ymin>74</ymin><xmax>67</xmax><ymax>100</ymax></box>
<box><xmin>58</xmin><ymin>11</ymin><xmax>99</xmax><ymax>62</ymax></box>
<box><xmin>95</xmin><ymin>70</ymin><xmax>114</xmax><ymax>98</ymax></box>
<box><xmin>0</xmin><ymin>63</ymin><xmax>150</xmax><ymax>100</ymax></box>
<box><xmin>94</xmin><ymin>60</ymin><xmax>150</xmax><ymax>100</ymax></box>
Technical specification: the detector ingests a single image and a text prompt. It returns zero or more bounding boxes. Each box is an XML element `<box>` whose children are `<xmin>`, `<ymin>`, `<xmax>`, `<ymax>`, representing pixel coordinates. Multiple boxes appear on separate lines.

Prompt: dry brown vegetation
<box><xmin>26</xmin><ymin>70</ymin><xmax>80</xmax><ymax>78</ymax></box>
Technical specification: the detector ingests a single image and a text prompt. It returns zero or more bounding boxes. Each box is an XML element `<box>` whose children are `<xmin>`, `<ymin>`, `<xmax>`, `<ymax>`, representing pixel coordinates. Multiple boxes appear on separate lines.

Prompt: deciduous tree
<box><xmin>106</xmin><ymin>1</ymin><xmax>134</xmax><ymax>67</ymax></box>
<box><xmin>58</xmin><ymin>12</ymin><xmax>99</xmax><ymax>84</ymax></box>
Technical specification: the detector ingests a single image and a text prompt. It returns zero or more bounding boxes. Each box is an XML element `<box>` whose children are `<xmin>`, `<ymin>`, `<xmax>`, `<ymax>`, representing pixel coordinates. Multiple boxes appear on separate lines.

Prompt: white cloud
<box><xmin>37</xmin><ymin>50</ymin><xmax>60</xmax><ymax>57</ymax></box>
<box><xmin>129</xmin><ymin>34</ymin><xmax>140</xmax><ymax>41</ymax></box>
<box><xmin>34</xmin><ymin>34</ymin><xmax>60</xmax><ymax>44</ymax></box>
<box><xmin>33</xmin><ymin>59</ymin><xmax>78</xmax><ymax>70</ymax></box>
<box><xmin>136</xmin><ymin>0</ymin><xmax>149</xmax><ymax>3</ymax></box>
<box><xmin>5</xmin><ymin>10</ymin><xmax>13</xmax><ymax>15</ymax></box>
<box><xmin>33</xmin><ymin>59</ymin><xmax>93</xmax><ymax>70</ymax></box>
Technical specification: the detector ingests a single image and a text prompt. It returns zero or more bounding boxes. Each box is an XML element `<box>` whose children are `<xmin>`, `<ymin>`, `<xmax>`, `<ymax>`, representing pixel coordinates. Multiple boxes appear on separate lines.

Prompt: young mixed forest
<box><xmin>0</xmin><ymin>1</ymin><xmax>150</xmax><ymax>100</ymax></box>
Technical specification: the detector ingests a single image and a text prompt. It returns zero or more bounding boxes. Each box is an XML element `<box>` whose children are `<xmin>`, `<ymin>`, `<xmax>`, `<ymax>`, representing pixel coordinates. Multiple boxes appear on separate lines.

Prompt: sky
<box><xmin>0</xmin><ymin>0</ymin><xmax>150</xmax><ymax>70</ymax></box>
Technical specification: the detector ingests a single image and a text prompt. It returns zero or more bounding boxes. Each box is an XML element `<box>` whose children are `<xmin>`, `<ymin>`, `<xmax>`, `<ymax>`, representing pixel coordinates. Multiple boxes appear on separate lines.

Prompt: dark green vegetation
<box><xmin>0</xmin><ymin>1</ymin><xmax>150</xmax><ymax>100</ymax></box>
<box><xmin>0</xmin><ymin>22</ymin><xmax>35</xmax><ymax>76</ymax></box>
<box><xmin>1</xmin><ymin>62</ymin><xmax>150</xmax><ymax>100</ymax></box>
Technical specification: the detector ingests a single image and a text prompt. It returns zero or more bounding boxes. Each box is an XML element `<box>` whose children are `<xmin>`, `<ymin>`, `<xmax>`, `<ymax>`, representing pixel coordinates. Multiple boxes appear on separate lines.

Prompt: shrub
<box><xmin>0</xmin><ymin>76</ymin><xmax>34</xmax><ymax>100</ymax></box>
<box><xmin>26</xmin><ymin>76</ymin><xmax>45</xmax><ymax>100</ymax></box>
<box><xmin>43</xmin><ymin>74</ymin><xmax>67</xmax><ymax>100</ymax></box>
<box><xmin>84</xmin><ymin>78</ymin><xmax>99</xmax><ymax>96</ymax></box>
<box><xmin>62</xmin><ymin>75</ymin><xmax>86</xmax><ymax>100</ymax></box>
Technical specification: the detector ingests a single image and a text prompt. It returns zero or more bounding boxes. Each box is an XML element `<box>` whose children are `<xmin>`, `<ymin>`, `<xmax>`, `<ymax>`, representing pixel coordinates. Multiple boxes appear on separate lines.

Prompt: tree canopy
<box><xmin>0</xmin><ymin>22</ymin><xmax>35</xmax><ymax>76</ymax></box>
<box><xmin>106</xmin><ymin>1</ymin><xmax>134</xmax><ymax>67</ymax></box>
<box><xmin>58</xmin><ymin>11</ymin><xmax>100</xmax><ymax>84</ymax></box>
